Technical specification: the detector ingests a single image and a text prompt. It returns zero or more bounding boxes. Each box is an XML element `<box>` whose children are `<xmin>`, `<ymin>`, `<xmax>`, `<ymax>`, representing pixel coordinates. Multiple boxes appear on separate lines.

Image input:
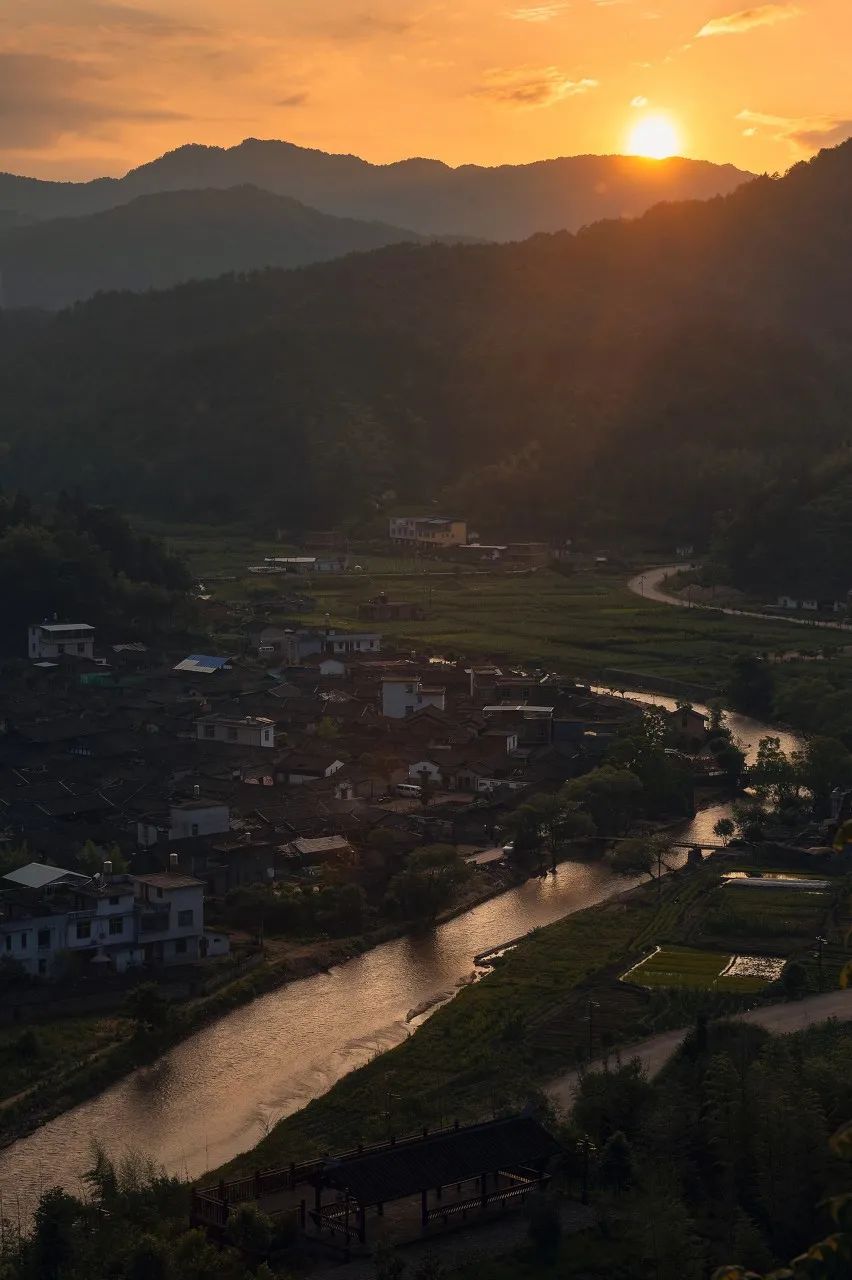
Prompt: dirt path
<box><xmin>627</xmin><ymin>565</ymin><xmax>852</xmax><ymax>633</ymax></box>
<box><xmin>546</xmin><ymin>989</ymin><xmax>852</xmax><ymax>1111</ymax></box>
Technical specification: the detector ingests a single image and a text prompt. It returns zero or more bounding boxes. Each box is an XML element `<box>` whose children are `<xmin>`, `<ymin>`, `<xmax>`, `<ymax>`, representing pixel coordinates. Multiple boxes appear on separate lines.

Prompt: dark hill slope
<box><xmin>0</xmin><ymin>186</ymin><xmax>432</xmax><ymax>309</ymax></box>
<box><xmin>0</xmin><ymin>143</ymin><xmax>849</xmax><ymax>537</ymax></box>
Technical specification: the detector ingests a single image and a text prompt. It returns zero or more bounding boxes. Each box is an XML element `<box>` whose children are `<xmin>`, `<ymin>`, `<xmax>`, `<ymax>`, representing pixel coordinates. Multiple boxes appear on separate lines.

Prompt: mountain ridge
<box><xmin>0</xmin><ymin>137</ymin><xmax>753</xmax><ymax>240</ymax></box>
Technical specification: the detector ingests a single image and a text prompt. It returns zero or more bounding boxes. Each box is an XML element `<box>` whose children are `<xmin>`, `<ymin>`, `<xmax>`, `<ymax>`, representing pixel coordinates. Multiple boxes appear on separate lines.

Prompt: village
<box><xmin>0</xmin><ymin>515</ymin><xmax>735</xmax><ymax>1014</ymax></box>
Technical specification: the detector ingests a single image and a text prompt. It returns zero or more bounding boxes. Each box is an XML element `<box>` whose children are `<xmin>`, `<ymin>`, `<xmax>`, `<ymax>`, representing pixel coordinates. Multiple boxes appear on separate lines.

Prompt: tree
<box><xmin>608</xmin><ymin>837</ymin><xmax>654</xmax><ymax>876</ymax></box>
<box><xmin>599</xmin><ymin>1130</ymin><xmax>634</xmax><ymax>1194</ymax></box>
<box><xmin>562</xmin><ymin>766</ymin><xmax>644</xmax><ymax>836</ymax></box>
<box><xmin>727</xmin><ymin>654</ymin><xmax>775</xmax><ymax>718</ymax></box>
<box><xmin>384</xmin><ymin>845</ymin><xmax>469</xmax><ymax>924</ymax></box>
<box><xmin>125</xmin><ymin>983</ymin><xmax>171</xmax><ymax>1037</ymax></box>
<box><xmin>225</xmin><ymin>1204</ymin><xmax>273</xmax><ymax>1254</ymax></box>
<box><xmin>793</xmin><ymin>736</ymin><xmax>852</xmax><ymax>817</ymax></box>
<box><xmin>748</xmin><ymin>737</ymin><xmax>798</xmax><ymax>808</ymax></box>
<box><xmin>714</xmin><ymin>818</ymin><xmax>736</xmax><ymax>846</ymax></box>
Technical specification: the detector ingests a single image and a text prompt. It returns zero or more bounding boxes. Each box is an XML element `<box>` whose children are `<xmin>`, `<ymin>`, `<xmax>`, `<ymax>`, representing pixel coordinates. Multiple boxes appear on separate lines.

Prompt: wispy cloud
<box><xmin>697</xmin><ymin>3</ymin><xmax>801</xmax><ymax>38</ymax></box>
<box><xmin>508</xmin><ymin>4</ymin><xmax>568</xmax><ymax>21</ymax></box>
<box><xmin>630</xmin><ymin>95</ymin><xmax>648</xmax><ymax>107</ymax></box>
<box><xmin>0</xmin><ymin>50</ymin><xmax>187</xmax><ymax>149</ymax></box>
<box><xmin>477</xmin><ymin>66</ymin><xmax>598</xmax><ymax>108</ymax></box>
<box><xmin>737</xmin><ymin>109</ymin><xmax>852</xmax><ymax>152</ymax></box>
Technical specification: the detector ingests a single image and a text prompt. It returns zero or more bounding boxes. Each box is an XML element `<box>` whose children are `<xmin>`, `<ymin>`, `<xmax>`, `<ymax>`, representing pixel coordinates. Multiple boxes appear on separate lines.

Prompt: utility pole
<box><xmin>815</xmin><ymin>935</ymin><xmax>827</xmax><ymax>991</ymax></box>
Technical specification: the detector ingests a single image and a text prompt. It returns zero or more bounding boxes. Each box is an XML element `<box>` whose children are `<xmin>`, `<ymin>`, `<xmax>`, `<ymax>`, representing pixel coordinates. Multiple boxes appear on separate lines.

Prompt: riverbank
<box><xmin>210</xmin><ymin>865</ymin><xmax>714</xmax><ymax>1179</ymax></box>
<box><xmin>0</xmin><ymin>865</ymin><xmax>523</xmax><ymax>1154</ymax></box>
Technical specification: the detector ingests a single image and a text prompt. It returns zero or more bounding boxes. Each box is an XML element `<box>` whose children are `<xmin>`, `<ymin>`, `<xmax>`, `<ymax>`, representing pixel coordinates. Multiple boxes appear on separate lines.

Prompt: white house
<box><xmin>325</xmin><ymin>630</ymin><xmax>381</xmax><ymax>656</ymax></box>
<box><xmin>381</xmin><ymin>676</ymin><xmax>447</xmax><ymax>719</ymax></box>
<box><xmin>196</xmin><ymin>714</ymin><xmax>275</xmax><ymax>748</ymax></box>
<box><xmin>0</xmin><ymin>862</ymin><xmax>228</xmax><ymax>976</ymax></box>
<box><xmin>28</xmin><ymin>622</ymin><xmax>95</xmax><ymax>662</ymax></box>
<box><xmin>137</xmin><ymin>800</ymin><xmax>231</xmax><ymax>848</ymax></box>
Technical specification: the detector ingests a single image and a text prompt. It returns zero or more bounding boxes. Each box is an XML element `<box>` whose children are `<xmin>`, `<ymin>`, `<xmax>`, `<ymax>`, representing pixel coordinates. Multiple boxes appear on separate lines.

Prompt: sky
<box><xmin>2</xmin><ymin>0</ymin><xmax>850</xmax><ymax>180</ymax></box>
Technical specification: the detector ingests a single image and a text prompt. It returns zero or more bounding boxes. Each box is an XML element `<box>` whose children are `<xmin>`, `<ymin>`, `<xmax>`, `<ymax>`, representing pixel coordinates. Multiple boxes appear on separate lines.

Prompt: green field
<box><xmin>149</xmin><ymin>522</ymin><xmax>852</xmax><ymax>688</ymax></box>
<box><xmin>698</xmin><ymin>882</ymin><xmax>833</xmax><ymax>947</ymax></box>
<box><xmin>624</xmin><ymin>944</ymin><xmax>777</xmax><ymax>994</ymax></box>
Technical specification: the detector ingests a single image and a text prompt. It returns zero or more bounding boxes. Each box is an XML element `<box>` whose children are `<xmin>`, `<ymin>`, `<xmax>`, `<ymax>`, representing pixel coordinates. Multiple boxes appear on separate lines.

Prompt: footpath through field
<box><xmin>546</xmin><ymin>989</ymin><xmax>852</xmax><ymax>1111</ymax></box>
<box><xmin>628</xmin><ymin>565</ymin><xmax>852</xmax><ymax>632</ymax></box>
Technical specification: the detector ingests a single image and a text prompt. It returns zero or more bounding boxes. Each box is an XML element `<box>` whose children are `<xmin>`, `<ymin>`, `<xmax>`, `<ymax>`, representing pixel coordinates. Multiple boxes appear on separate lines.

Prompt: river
<box><xmin>0</xmin><ymin>691</ymin><xmax>799</xmax><ymax>1218</ymax></box>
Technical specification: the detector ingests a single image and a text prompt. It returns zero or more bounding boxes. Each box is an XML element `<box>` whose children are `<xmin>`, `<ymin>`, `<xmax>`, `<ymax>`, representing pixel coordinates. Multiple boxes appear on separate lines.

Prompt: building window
<box><xmin>38</xmin><ymin>959</ymin><xmax>47</xmax><ymax>976</ymax></box>
<box><xmin>37</xmin><ymin>929</ymin><xmax>51</xmax><ymax>950</ymax></box>
<box><xmin>156</xmin><ymin>887</ymin><xmax>163</xmax><ymax>898</ymax></box>
<box><xmin>191</xmin><ymin>823</ymin><xmax>199</xmax><ymax>837</ymax></box>
<box><xmin>4</xmin><ymin>936</ymin><xmax>10</xmax><ymax>952</ymax></box>
<box><xmin>204</xmin><ymin>724</ymin><xmax>215</xmax><ymax>739</ymax></box>
<box><xmin>227</xmin><ymin>728</ymin><xmax>238</xmax><ymax>741</ymax></box>
<box><xmin>76</xmin><ymin>921</ymin><xmax>91</xmax><ymax>940</ymax></box>
<box><xmin>20</xmin><ymin>932</ymin><xmax>28</xmax><ymax>949</ymax></box>
<box><xmin>178</xmin><ymin>909</ymin><xmax>194</xmax><ymax>927</ymax></box>
<box><xmin>109</xmin><ymin>896</ymin><xmax>119</xmax><ymax>906</ymax></box>
<box><xmin>175</xmin><ymin>938</ymin><xmax>188</xmax><ymax>954</ymax></box>
<box><xmin>77</xmin><ymin>643</ymin><xmax>85</xmax><ymax>653</ymax></box>
<box><xmin>109</xmin><ymin>917</ymin><xmax>123</xmax><ymax>935</ymax></box>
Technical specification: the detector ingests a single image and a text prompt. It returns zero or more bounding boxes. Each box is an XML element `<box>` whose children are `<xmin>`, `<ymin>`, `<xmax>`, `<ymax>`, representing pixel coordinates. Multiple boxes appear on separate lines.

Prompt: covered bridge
<box><xmin>309</xmin><ymin>1115</ymin><xmax>561</xmax><ymax>1247</ymax></box>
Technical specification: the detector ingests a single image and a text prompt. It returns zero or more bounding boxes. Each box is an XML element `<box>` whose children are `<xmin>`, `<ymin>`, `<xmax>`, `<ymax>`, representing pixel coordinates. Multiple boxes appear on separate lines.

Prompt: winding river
<box><xmin>0</xmin><ymin>692</ymin><xmax>800</xmax><ymax>1219</ymax></box>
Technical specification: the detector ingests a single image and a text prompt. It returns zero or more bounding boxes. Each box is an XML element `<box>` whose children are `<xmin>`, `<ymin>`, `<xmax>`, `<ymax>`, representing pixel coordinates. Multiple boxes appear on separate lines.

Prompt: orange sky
<box><xmin>2</xmin><ymin>1</ymin><xmax>850</xmax><ymax>179</ymax></box>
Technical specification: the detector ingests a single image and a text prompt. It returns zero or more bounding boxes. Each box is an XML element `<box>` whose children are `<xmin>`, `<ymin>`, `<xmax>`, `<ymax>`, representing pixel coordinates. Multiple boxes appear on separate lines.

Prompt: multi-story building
<box><xmin>0</xmin><ymin>862</ymin><xmax>228</xmax><ymax>977</ymax></box>
<box><xmin>381</xmin><ymin>675</ymin><xmax>447</xmax><ymax>719</ymax></box>
<box><xmin>388</xmin><ymin>517</ymin><xmax>467</xmax><ymax>547</ymax></box>
<box><xmin>27</xmin><ymin>622</ymin><xmax>95</xmax><ymax>662</ymax></box>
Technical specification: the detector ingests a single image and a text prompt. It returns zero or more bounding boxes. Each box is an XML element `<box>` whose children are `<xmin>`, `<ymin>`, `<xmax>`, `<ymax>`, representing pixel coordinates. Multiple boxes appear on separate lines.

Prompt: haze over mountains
<box><xmin>0</xmin><ymin>138</ymin><xmax>750</xmax><ymax>241</ymax></box>
<box><xmin>0</xmin><ymin>187</ymin><xmax>438</xmax><ymax>311</ymax></box>
<box><xmin>1</xmin><ymin>141</ymin><xmax>848</xmax><ymax>564</ymax></box>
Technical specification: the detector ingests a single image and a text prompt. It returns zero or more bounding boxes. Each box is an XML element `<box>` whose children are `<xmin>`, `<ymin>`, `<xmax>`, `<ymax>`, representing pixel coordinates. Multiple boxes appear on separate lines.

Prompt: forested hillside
<box><xmin>0</xmin><ymin>187</ymin><xmax>433</xmax><ymax>309</ymax></box>
<box><xmin>0</xmin><ymin>141</ymin><xmax>849</xmax><ymax>539</ymax></box>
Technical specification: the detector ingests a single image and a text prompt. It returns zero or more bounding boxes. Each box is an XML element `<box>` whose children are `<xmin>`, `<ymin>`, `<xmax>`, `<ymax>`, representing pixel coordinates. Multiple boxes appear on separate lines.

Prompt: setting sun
<box><xmin>626</xmin><ymin>114</ymin><xmax>681</xmax><ymax>160</ymax></box>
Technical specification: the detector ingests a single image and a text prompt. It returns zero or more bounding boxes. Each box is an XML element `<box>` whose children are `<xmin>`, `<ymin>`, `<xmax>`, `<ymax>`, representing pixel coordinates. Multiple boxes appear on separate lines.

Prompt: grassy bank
<box><xmin>215</xmin><ymin>853</ymin><xmax>852</xmax><ymax>1181</ymax></box>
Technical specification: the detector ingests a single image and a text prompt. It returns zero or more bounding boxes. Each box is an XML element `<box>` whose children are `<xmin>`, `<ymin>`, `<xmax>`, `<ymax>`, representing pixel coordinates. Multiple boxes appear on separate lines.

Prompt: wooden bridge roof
<box><xmin>320</xmin><ymin>1115</ymin><xmax>559</xmax><ymax>1206</ymax></box>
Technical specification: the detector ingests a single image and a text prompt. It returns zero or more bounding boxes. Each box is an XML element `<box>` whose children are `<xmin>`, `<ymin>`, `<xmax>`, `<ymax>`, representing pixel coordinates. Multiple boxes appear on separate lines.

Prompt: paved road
<box><xmin>546</xmin><ymin>989</ymin><xmax>852</xmax><ymax>1111</ymax></box>
<box><xmin>628</xmin><ymin>565</ymin><xmax>852</xmax><ymax>633</ymax></box>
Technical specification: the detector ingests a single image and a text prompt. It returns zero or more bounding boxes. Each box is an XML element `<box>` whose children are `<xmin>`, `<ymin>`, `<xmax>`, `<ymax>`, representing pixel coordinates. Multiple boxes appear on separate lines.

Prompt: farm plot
<box><xmin>699</xmin><ymin>881</ymin><xmax>832</xmax><ymax>947</ymax></box>
<box><xmin>624</xmin><ymin>945</ymin><xmax>780</xmax><ymax>993</ymax></box>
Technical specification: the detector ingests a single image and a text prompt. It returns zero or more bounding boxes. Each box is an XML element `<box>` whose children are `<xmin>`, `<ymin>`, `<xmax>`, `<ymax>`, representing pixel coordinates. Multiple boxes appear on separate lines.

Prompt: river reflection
<box><xmin>0</xmin><ymin>692</ymin><xmax>801</xmax><ymax>1217</ymax></box>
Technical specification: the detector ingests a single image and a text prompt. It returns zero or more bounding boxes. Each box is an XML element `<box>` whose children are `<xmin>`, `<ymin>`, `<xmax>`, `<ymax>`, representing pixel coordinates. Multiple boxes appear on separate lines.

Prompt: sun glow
<box><xmin>626</xmin><ymin>113</ymin><xmax>681</xmax><ymax>159</ymax></box>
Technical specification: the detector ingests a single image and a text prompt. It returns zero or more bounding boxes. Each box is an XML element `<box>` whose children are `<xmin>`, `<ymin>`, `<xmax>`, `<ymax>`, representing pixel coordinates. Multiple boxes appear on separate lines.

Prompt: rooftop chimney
<box><xmin>169</xmin><ymin>851</ymin><xmax>179</xmax><ymax>872</ymax></box>
<box><xmin>193</xmin><ymin>784</ymin><xmax>200</xmax><ymax>799</ymax></box>
<box><xmin>102</xmin><ymin>859</ymin><xmax>113</xmax><ymax>878</ymax></box>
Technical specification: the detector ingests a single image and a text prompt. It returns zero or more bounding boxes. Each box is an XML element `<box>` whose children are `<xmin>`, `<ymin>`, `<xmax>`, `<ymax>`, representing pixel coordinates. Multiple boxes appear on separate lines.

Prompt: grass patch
<box><xmin>0</xmin><ymin>1016</ymin><xmax>130</xmax><ymax>1110</ymax></box>
<box><xmin>698</xmin><ymin>883</ymin><xmax>832</xmax><ymax>947</ymax></box>
<box><xmin>625</xmin><ymin>945</ymin><xmax>732</xmax><ymax>990</ymax></box>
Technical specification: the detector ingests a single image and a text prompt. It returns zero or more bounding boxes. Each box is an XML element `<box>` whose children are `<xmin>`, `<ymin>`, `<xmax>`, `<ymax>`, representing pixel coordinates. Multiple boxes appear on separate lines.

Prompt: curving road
<box><xmin>546</xmin><ymin>989</ymin><xmax>852</xmax><ymax>1111</ymax></box>
<box><xmin>628</xmin><ymin>565</ymin><xmax>852</xmax><ymax>633</ymax></box>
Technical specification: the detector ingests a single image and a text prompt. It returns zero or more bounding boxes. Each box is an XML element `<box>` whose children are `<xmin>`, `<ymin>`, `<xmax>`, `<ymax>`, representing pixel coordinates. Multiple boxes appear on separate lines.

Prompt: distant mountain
<box><xmin>1</xmin><ymin>141</ymin><xmax>848</xmax><ymax>542</ymax></box>
<box><xmin>0</xmin><ymin>138</ymin><xmax>751</xmax><ymax>240</ymax></box>
<box><xmin>0</xmin><ymin>186</ymin><xmax>434</xmax><ymax>310</ymax></box>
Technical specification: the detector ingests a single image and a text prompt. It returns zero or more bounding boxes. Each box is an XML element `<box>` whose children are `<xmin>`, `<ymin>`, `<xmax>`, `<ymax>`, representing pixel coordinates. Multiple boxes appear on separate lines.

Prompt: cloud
<box><xmin>80</xmin><ymin>2</ymin><xmax>206</xmax><ymax>38</ymax></box>
<box><xmin>477</xmin><ymin>67</ymin><xmax>598</xmax><ymax>108</ymax></box>
<box><xmin>736</xmin><ymin>108</ymin><xmax>852</xmax><ymax>152</ymax></box>
<box><xmin>0</xmin><ymin>51</ymin><xmax>186</xmax><ymax>149</ymax></box>
<box><xmin>508</xmin><ymin>4</ymin><xmax>568</xmax><ymax>20</ymax></box>
<box><xmin>697</xmin><ymin>4</ymin><xmax>801</xmax><ymax>38</ymax></box>
<box><xmin>276</xmin><ymin>93</ymin><xmax>310</xmax><ymax>108</ymax></box>
<box><xmin>630</xmin><ymin>95</ymin><xmax>649</xmax><ymax>107</ymax></box>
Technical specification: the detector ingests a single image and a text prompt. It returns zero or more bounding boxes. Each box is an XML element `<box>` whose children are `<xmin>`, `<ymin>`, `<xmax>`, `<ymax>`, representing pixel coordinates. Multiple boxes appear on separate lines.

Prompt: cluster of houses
<box><xmin>1</xmin><ymin>615</ymin><xmax>708</xmax><ymax>984</ymax></box>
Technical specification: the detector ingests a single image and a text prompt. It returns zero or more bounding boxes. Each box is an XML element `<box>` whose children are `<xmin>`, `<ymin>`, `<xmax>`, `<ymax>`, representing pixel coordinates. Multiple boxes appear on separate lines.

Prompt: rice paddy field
<box><xmin>624</xmin><ymin>945</ymin><xmax>784</xmax><ymax>994</ymax></box>
<box><xmin>149</xmin><ymin>523</ymin><xmax>852</xmax><ymax>688</ymax></box>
